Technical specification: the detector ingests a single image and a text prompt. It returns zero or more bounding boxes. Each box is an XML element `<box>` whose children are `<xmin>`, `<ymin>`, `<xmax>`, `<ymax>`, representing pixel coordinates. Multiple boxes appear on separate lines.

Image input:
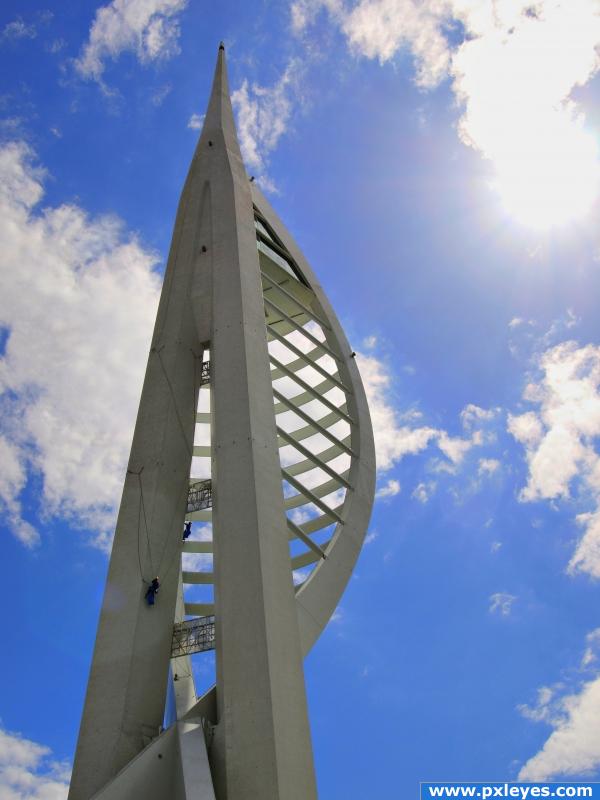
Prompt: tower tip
<box><xmin>219</xmin><ymin>41</ymin><xmax>225</xmax><ymax>51</ymax></box>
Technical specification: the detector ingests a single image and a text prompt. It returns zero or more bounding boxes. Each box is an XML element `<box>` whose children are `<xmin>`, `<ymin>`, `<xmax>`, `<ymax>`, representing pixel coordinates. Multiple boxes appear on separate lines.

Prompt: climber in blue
<box><xmin>183</xmin><ymin>521</ymin><xmax>192</xmax><ymax>540</ymax></box>
<box><xmin>145</xmin><ymin>576</ymin><xmax>160</xmax><ymax>606</ymax></box>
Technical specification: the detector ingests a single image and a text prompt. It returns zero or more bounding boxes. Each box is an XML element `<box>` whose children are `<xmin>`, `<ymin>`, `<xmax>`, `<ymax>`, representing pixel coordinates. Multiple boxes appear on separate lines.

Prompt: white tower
<box><xmin>68</xmin><ymin>44</ymin><xmax>375</xmax><ymax>800</ymax></box>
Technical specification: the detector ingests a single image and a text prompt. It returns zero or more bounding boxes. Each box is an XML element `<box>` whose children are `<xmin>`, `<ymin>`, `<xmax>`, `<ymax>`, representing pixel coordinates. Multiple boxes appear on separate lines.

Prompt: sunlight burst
<box><xmin>492</xmin><ymin>108</ymin><xmax>600</xmax><ymax>230</ymax></box>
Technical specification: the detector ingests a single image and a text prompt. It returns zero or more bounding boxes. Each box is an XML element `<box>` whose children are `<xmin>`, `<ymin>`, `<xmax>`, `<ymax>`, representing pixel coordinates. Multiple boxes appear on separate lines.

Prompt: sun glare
<box><xmin>492</xmin><ymin>108</ymin><xmax>600</xmax><ymax>231</ymax></box>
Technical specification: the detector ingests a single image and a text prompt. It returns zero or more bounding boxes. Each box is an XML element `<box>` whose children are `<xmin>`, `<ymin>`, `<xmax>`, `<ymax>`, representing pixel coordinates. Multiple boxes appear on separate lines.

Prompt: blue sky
<box><xmin>2</xmin><ymin>1</ymin><xmax>600</xmax><ymax>797</ymax></box>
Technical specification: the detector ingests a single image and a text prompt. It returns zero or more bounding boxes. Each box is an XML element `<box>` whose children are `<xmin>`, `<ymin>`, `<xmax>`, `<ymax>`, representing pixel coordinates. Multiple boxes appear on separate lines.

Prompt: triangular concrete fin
<box><xmin>90</xmin><ymin>721</ymin><xmax>216</xmax><ymax>800</ymax></box>
<box><xmin>182</xmin><ymin>684</ymin><xmax>217</xmax><ymax>723</ymax></box>
<box><xmin>91</xmin><ymin>726</ymin><xmax>181</xmax><ymax>800</ymax></box>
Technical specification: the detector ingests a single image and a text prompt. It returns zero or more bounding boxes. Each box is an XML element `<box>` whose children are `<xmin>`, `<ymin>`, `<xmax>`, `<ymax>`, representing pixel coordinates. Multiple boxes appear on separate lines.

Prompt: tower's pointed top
<box><xmin>200</xmin><ymin>42</ymin><xmax>241</xmax><ymax>165</ymax></box>
<box><xmin>197</xmin><ymin>40</ymin><xmax>244</xmax><ymax>165</ymax></box>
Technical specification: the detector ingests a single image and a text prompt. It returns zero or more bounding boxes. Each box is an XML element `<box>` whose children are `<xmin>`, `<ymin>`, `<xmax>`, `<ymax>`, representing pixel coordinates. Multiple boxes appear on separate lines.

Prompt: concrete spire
<box><xmin>68</xmin><ymin>41</ymin><xmax>376</xmax><ymax>800</ymax></box>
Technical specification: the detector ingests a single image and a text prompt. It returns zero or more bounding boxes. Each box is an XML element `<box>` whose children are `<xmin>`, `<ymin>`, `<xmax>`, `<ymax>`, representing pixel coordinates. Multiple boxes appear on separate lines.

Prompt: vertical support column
<box><xmin>204</xmin><ymin>48</ymin><xmax>318</xmax><ymax>800</ymax></box>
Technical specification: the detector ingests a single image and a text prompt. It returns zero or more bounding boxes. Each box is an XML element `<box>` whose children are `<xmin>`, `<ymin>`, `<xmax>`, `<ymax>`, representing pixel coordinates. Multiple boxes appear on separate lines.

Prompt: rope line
<box><xmin>137</xmin><ymin>472</ymin><xmax>154</xmax><ymax>577</ymax></box>
<box><xmin>152</xmin><ymin>345</ymin><xmax>194</xmax><ymax>460</ymax></box>
<box><xmin>127</xmin><ymin>467</ymin><xmax>155</xmax><ymax>582</ymax></box>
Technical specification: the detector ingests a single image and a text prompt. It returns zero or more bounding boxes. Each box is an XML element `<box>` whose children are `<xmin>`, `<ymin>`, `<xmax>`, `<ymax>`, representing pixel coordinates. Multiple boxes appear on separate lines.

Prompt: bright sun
<box><xmin>492</xmin><ymin>107</ymin><xmax>600</xmax><ymax>230</ymax></box>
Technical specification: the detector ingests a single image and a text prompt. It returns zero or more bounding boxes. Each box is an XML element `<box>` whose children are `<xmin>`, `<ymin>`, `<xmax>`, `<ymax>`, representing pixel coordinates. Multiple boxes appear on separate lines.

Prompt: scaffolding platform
<box><xmin>171</xmin><ymin>615</ymin><xmax>216</xmax><ymax>657</ymax></box>
<box><xmin>187</xmin><ymin>479</ymin><xmax>212</xmax><ymax>514</ymax></box>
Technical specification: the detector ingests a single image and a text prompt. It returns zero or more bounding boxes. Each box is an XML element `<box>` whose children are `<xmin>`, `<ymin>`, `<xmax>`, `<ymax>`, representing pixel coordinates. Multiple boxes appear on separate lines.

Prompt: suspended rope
<box><xmin>127</xmin><ymin>466</ymin><xmax>155</xmax><ymax>583</ymax></box>
<box><xmin>129</xmin><ymin>345</ymin><xmax>207</xmax><ymax>590</ymax></box>
<box><xmin>151</xmin><ymin>345</ymin><xmax>194</xmax><ymax>460</ymax></box>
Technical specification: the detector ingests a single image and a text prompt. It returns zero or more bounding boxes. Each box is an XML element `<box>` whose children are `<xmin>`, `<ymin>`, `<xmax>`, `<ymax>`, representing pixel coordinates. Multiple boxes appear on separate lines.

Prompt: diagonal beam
<box><xmin>261</xmin><ymin>270</ymin><xmax>330</xmax><ymax>330</ymax></box>
<box><xmin>282</xmin><ymin>470</ymin><xmax>344</xmax><ymax>523</ymax></box>
<box><xmin>284</xmin><ymin>437</ymin><xmax>352</xmax><ymax>476</ymax></box>
<box><xmin>281</xmin><ymin>410</ymin><xmax>344</xmax><ymax>443</ymax></box>
<box><xmin>286</xmin><ymin>518</ymin><xmax>326</xmax><ymax>560</ymax></box>
<box><xmin>268</xmin><ymin>343</ymin><xmax>323</xmax><ymax>378</ymax></box>
<box><xmin>285</xmin><ymin>473</ymin><xmax>350</xmax><ymax>509</ymax></box>
<box><xmin>278</xmin><ymin>427</ymin><xmax>352</xmax><ymax>489</ymax></box>
<box><xmin>267</xmin><ymin>324</ymin><xmax>350</xmax><ymax>393</ymax></box>
<box><xmin>273</xmin><ymin>388</ymin><xmax>354</xmax><ymax>457</ymax></box>
<box><xmin>270</xmin><ymin>355</ymin><xmax>353</xmax><ymax>424</ymax></box>
<box><xmin>288</xmin><ymin>506</ymin><xmax>343</xmax><ymax>537</ymax></box>
<box><xmin>264</xmin><ymin>297</ymin><xmax>339</xmax><ymax>360</ymax></box>
<box><xmin>291</xmin><ymin>542</ymin><xmax>331</xmax><ymax>569</ymax></box>
<box><xmin>272</xmin><ymin>376</ymin><xmax>340</xmax><ymax>414</ymax></box>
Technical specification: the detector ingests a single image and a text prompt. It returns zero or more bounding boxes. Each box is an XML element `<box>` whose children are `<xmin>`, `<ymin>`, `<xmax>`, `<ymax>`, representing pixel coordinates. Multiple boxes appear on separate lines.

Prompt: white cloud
<box><xmin>187</xmin><ymin>112</ymin><xmax>204</xmax><ymax>131</ymax></box>
<box><xmin>342</xmin><ymin>0</ymin><xmax>452</xmax><ymax>88</ymax></box>
<box><xmin>0</xmin><ymin>726</ymin><xmax>70</xmax><ymax>799</ymax></box>
<box><xmin>478</xmin><ymin>457</ymin><xmax>500</xmax><ymax>476</ymax></box>
<box><xmin>507</xmin><ymin>410</ymin><xmax>543</xmax><ymax>448</ymax></box>
<box><xmin>0</xmin><ymin>141</ymin><xmax>161</xmax><ymax>549</ymax></box>
<box><xmin>150</xmin><ymin>82</ymin><xmax>172</xmax><ymax>107</ymax></box>
<box><xmin>437</xmin><ymin>430</ymin><xmax>479</xmax><ymax>466</ymax></box>
<box><xmin>412</xmin><ymin>481</ymin><xmax>434</xmax><ymax>504</ymax></box>
<box><xmin>75</xmin><ymin>0</ymin><xmax>188</xmax><ymax>87</ymax></box>
<box><xmin>364</xmin><ymin>529</ymin><xmax>378</xmax><ymax>544</ymax></box>
<box><xmin>362</xmin><ymin>334</ymin><xmax>377</xmax><ymax>350</ymax></box>
<box><xmin>375</xmin><ymin>478</ymin><xmax>400</xmax><ymax>499</ymax></box>
<box><xmin>519</xmin><ymin>629</ymin><xmax>600</xmax><ymax>781</ymax></box>
<box><xmin>356</xmin><ymin>351</ymin><xmax>438</xmax><ymax>471</ymax></box>
<box><xmin>581</xmin><ymin>628</ymin><xmax>600</xmax><ymax>669</ymax></box>
<box><xmin>520</xmin><ymin>678</ymin><xmax>600</xmax><ymax>780</ymax></box>
<box><xmin>489</xmin><ymin>592</ymin><xmax>516</xmax><ymax>616</ymax></box>
<box><xmin>490</xmin><ymin>541</ymin><xmax>502</xmax><ymax>554</ymax></box>
<box><xmin>295</xmin><ymin>0</ymin><xmax>600</xmax><ymax>229</ymax></box>
<box><xmin>356</xmin><ymin>351</ymin><xmax>491</xmax><ymax>475</ymax></box>
<box><xmin>231</xmin><ymin>60</ymin><xmax>303</xmax><ymax>187</ymax></box>
<box><xmin>509</xmin><ymin>341</ymin><xmax>600</xmax><ymax>578</ymax></box>
<box><xmin>460</xmin><ymin>403</ymin><xmax>499</xmax><ymax>429</ymax></box>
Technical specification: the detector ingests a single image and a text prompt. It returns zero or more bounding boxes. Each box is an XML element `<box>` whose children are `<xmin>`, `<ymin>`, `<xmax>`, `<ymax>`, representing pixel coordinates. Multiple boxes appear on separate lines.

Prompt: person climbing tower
<box><xmin>183</xmin><ymin>521</ymin><xmax>192</xmax><ymax>541</ymax></box>
<box><xmin>145</xmin><ymin>576</ymin><xmax>160</xmax><ymax>606</ymax></box>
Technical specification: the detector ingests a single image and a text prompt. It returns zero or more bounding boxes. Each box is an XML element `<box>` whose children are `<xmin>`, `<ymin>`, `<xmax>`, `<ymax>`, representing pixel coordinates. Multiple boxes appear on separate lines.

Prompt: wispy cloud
<box><xmin>489</xmin><ymin>592</ymin><xmax>516</xmax><ymax>617</ymax></box>
<box><xmin>364</xmin><ymin>529</ymin><xmax>378</xmax><ymax>544</ymax></box>
<box><xmin>232</xmin><ymin>59</ymin><xmax>303</xmax><ymax>191</ymax></box>
<box><xmin>0</xmin><ymin>726</ymin><xmax>70</xmax><ymax>799</ymax></box>
<box><xmin>478</xmin><ymin>458</ymin><xmax>500</xmax><ymax>476</ymax></box>
<box><xmin>1</xmin><ymin>17</ymin><xmax>38</xmax><ymax>43</ymax></box>
<box><xmin>187</xmin><ymin>112</ymin><xmax>205</xmax><ymax>130</ymax></box>
<box><xmin>412</xmin><ymin>481</ymin><xmax>435</xmax><ymax>504</ymax></box>
<box><xmin>0</xmin><ymin>141</ymin><xmax>161</xmax><ymax>549</ymax></box>
<box><xmin>150</xmin><ymin>82</ymin><xmax>172</xmax><ymax>107</ymax></box>
<box><xmin>75</xmin><ymin>0</ymin><xmax>188</xmax><ymax>89</ymax></box>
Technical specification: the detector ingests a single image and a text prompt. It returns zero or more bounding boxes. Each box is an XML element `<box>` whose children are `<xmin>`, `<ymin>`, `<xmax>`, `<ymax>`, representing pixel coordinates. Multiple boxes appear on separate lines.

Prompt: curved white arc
<box><xmin>251</xmin><ymin>184</ymin><xmax>377</xmax><ymax>657</ymax></box>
